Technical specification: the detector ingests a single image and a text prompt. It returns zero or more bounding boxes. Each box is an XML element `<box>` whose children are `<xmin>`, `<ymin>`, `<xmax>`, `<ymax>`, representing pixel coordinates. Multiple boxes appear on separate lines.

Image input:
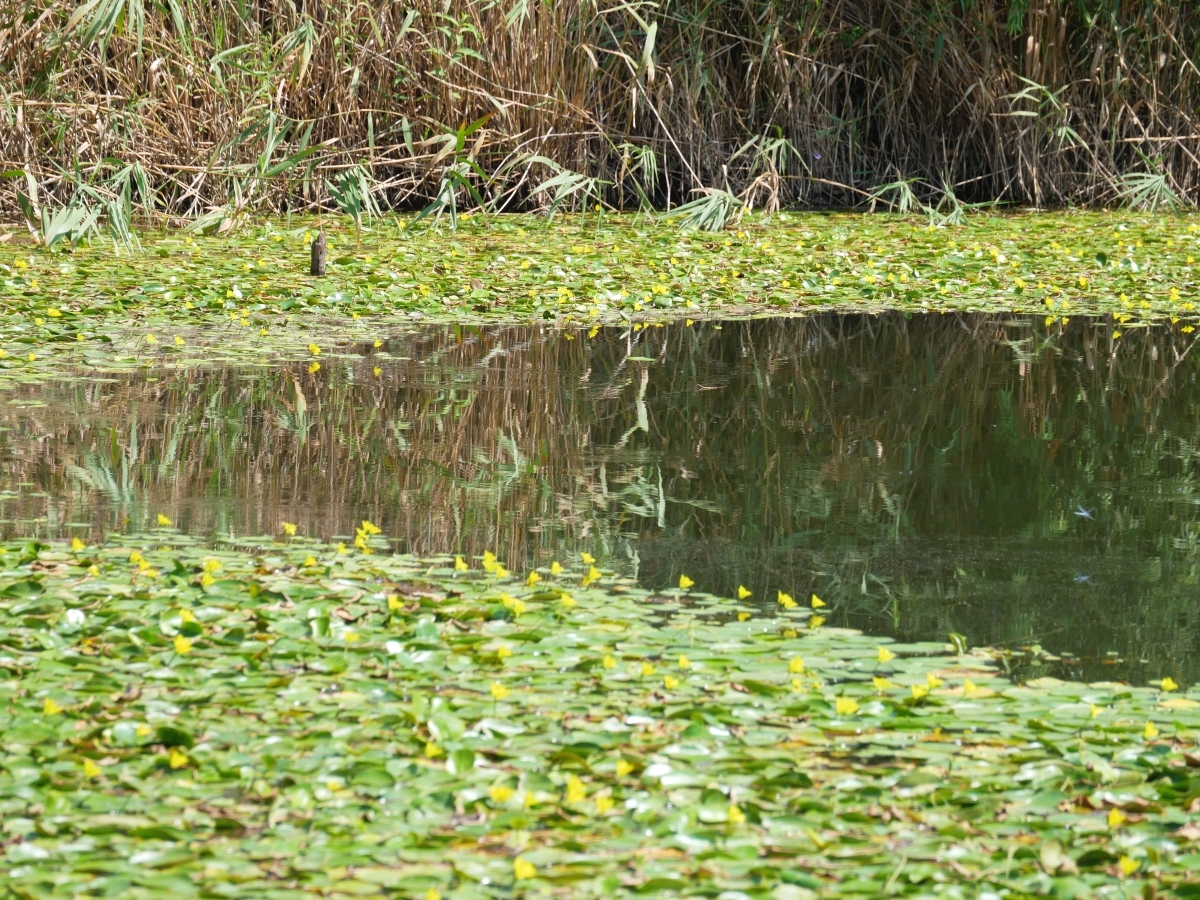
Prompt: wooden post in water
<box><xmin>310</xmin><ymin>232</ymin><xmax>327</xmax><ymax>276</ymax></box>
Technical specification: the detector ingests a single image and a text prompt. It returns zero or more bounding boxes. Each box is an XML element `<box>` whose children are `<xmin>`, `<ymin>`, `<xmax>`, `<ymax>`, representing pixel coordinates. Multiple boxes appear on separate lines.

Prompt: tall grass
<box><xmin>1</xmin><ymin>0</ymin><xmax>1198</xmax><ymax>219</ymax></box>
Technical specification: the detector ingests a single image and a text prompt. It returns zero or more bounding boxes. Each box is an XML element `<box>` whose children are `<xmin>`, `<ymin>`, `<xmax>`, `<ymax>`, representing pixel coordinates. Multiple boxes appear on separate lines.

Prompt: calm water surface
<box><xmin>3</xmin><ymin>314</ymin><xmax>1200</xmax><ymax>681</ymax></box>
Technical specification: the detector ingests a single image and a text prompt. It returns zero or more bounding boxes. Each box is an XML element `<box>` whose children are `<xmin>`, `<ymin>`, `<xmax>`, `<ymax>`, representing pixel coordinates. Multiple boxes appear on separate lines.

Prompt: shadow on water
<box><xmin>4</xmin><ymin>313</ymin><xmax>1200</xmax><ymax>681</ymax></box>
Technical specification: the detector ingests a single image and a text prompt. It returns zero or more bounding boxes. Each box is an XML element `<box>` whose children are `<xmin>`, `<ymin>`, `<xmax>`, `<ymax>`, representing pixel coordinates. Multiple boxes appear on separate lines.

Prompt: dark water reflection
<box><xmin>4</xmin><ymin>315</ymin><xmax>1200</xmax><ymax>682</ymax></box>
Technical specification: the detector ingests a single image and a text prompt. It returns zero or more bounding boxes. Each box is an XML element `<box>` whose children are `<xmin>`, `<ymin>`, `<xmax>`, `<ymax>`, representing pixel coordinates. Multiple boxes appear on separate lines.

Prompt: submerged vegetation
<box><xmin>4</xmin><ymin>534</ymin><xmax>1200</xmax><ymax>898</ymax></box>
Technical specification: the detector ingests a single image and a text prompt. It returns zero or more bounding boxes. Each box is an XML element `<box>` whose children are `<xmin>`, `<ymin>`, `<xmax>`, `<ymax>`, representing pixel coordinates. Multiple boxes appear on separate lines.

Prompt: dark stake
<box><xmin>310</xmin><ymin>232</ymin><xmax>327</xmax><ymax>276</ymax></box>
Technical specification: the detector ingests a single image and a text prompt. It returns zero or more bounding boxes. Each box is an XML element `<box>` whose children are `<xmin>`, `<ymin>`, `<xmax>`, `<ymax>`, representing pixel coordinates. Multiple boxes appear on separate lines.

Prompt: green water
<box><xmin>3</xmin><ymin>314</ymin><xmax>1199</xmax><ymax>680</ymax></box>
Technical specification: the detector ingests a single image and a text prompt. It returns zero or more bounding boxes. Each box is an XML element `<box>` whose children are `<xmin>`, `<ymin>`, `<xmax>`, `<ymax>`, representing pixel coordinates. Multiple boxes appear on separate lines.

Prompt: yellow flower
<box><xmin>342</xmin><ymin>631</ymin><xmax>359</xmax><ymax>643</ymax></box>
<box><xmin>808</xmin><ymin>615</ymin><xmax>825</xmax><ymax>629</ymax></box>
<box><xmin>490</xmin><ymin>682</ymin><xmax>510</xmax><ymax>701</ymax></box>
<box><xmin>926</xmin><ymin>672</ymin><xmax>943</xmax><ymax>689</ymax></box>
<box><xmin>581</xmin><ymin>551</ymin><xmax>596</xmax><ymax>565</ymax></box>
<box><xmin>835</xmin><ymin>696</ymin><xmax>859</xmax><ymax>716</ymax></box>
<box><xmin>679</xmin><ymin>574</ymin><xmax>694</xmax><ymax>590</ymax></box>
<box><xmin>282</xmin><ymin>522</ymin><xmax>297</xmax><ymax>536</ymax></box>
<box><xmin>595</xmin><ymin>795</ymin><xmax>615</xmax><ymax>813</ymax></box>
<box><xmin>513</xmin><ymin>857</ymin><xmax>537</xmax><ymax>881</ymax></box>
<box><xmin>663</xmin><ymin>675</ymin><xmax>680</xmax><ymax>689</ymax></box>
<box><xmin>872</xmin><ymin>676</ymin><xmax>893</xmax><ymax>690</ymax></box>
<box><xmin>425</xmin><ymin>741</ymin><xmax>442</xmax><ymax>757</ymax></box>
<box><xmin>43</xmin><ymin>697</ymin><xmax>64</xmax><ymax>716</ymax></box>
<box><xmin>308</xmin><ymin>362</ymin><xmax>320</xmax><ymax>373</ymax></box>
<box><xmin>1119</xmin><ymin>856</ymin><xmax>1140</xmax><ymax>876</ymax></box>
<box><xmin>641</xmin><ymin>661</ymin><xmax>656</xmax><ymax>677</ymax></box>
<box><xmin>727</xmin><ymin>805</ymin><xmax>746</xmax><ymax>824</ymax></box>
<box><xmin>174</xmin><ymin>635</ymin><xmax>193</xmax><ymax>654</ymax></box>
<box><xmin>303</xmin><ymin>555</ymin><xmax>318</xmax><ymax>567</ymax></box>
<box><xmin>157</xmin><ymin>513</ymin><xmax>172</xmax><ymax>527</ymax></box>
<box><xmin>877</xmin><ymin>646</ymin><xmax>896</xmax><ymax>663</ymax></box>
<box><xmin>308</xmin><ymin>343</ymin><xmax>321</xmax><ymax>356</ymax></box>
<box><xmin>167</xmin><ymin>748</ymin><xmax>189</xmax><ymax>769</ymax></box>
<box><xmin>87</xmin><ymin>564</ymin><xmax>100</xmax><ymax>576</ymax></box>
<box><xmin>910</xmin><ymin>685</ymin><xmax>929</xmax><ymax>700</ymax></box>
<box><xmin>963</xmin><ymin>678</ymin><xmax>977</xmax><ymax>694</ymax></box>
<box><xmin>200</xmin><ymin>573</ymin><xmax>215</xmax><ymax>588</ymax></box>
<box><xmin>777</xmin><ymin>591</ymin><xmax>796</xmax><ymax>608</ymax></box>
<box><xmin>1108</xmin><ymin>808</ymin><xmax>1127</xmax><ymax>828</ymax></box>
<box><xmin>560</xmin><ymin>594</ymin><xmax>577</xmax><ymax>609</ymax></box>
<box><xmin>678</xmin><ymin>654</ymin><xmax>691</xmax><ymax>669</ymax></box>
<box><xmin>82</xmin><ymin>759</ymin><xmax>102</xmax><ymax>778</ymax></box>
<box><xmin>1161</xmin><ymin>676</ymin><xmax>1179</xmax><ymax>692</ymax></box>
<box><xmin>738</xmin><ymin>612</ymin><xmax>751</xmax><ymax>622</ymax></box>
<box><xmin>425</xmin><ymin>890</ymin><xmax>442</xmax><ymax>900</ymax></box>
<box><xmin>71</xmin><ymin>537</ymin><xmax>85</xmax><ymax>552</ymax></box>
<box><xmin>581</xmin><ymin>565</ymin><xmax>602</xmax><ymax>587</ymax></box>
<box><xmin>178</xmin><ymin>608</ymin><xmax>196</xmax><ymax>624</ymax></box>
<box><xmin>602</xmin><ymin>654</ymin><xmax>616</xmax><ymax>669</ymax></box>
<box><xmin>497</xmin><ymin>645</ymin><xmax>513</xmax><ymax>659</ymax></box>
<box><xmin>811</xmin><ymin>594</ymin><xmax>826</xmax><ymax>608</ymax></box>
<box><xmin>175</xmin><ymin>335</ymin><xmax>185</xmax><ymax>345</ymax></box>
<box><xmin>1090</xmin><ymin>703</ymin><xmax>1102</xmax><ymax>718</ymax></box>
<box><xmin>1144</xmin><ymin>721</ymin><xmax>1160</xmax><ymax>739</ymax></box>
<box><xmin>615</xmin><ymin>758</ymin><xmax>634</xmax><ymax>777</ymax></box>
<box><xmin>387</xmin><ymin>596</ymin><xmax>403</xmax><ymax>611</ymax></box>
<box><xmin>145</xmin><ymin>333</ymin><xmax>157</xmax><ymax>344</ymax></box>
<box><xmin>550</xmin><ymin>560</ymin><xmax>564</xmax><ymax>575</ymax></box>
<box><xmin>737</xmin><ymin>585</ymin><xmax>751</xmax><ymax>599</ymax></box>
<box><xmin>788</xmin><ymin>656</ymin><xmax>805</xmax><ymax>674</ymax></box>
<box><xmin>482</xmin><ymin>551</ymin><xmax>498</xmax><ymax>572</ymax></box>
<box><xmin>566</xmin><ymin>775</ymin><xmax>587</xmax><ymax>804</ymax></box>
<box><xmin>495</xmin><ymin>565</ymin><xmax>510</xmax><ymax>579</ymax></box>
<box><xmin>489</xmin><ymin>784</ymin><xmax>515</xmax><ymax>803</ymax></box>
<box><xmin>526</xmin><ymin>571</ymin><xmax>542</xmax><ymax>587</ymax></box>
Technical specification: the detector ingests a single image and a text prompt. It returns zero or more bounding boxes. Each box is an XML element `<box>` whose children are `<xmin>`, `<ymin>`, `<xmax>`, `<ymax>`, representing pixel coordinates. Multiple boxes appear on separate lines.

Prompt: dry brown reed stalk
<box><xmin>2</xmin><ymin>0</ymin><xmax>1200</xmax><ymax>220</ymax></box>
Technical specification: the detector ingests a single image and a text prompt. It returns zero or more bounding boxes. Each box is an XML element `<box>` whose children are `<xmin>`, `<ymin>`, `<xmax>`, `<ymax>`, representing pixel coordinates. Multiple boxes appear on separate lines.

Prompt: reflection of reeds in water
<box><xmin>3</xmin><ymin>315</ymin><xmax>1200</xmax><ymax>677</ymax></box>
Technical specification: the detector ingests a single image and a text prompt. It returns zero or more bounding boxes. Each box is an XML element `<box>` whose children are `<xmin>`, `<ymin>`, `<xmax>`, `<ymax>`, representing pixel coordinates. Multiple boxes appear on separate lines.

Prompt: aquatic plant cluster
<box><xmin>2</xmin><ymin>533</ymin><xmax>1200</xmax><ymax>897</ymax></box>
<box><xmin>0</xmin><ymin>212</ymin><xmax>1198</xmax><ymax>383</ymax></box>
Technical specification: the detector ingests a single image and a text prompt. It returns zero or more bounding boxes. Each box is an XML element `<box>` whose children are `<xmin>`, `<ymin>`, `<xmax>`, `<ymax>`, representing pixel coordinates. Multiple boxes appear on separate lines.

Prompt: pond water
<box><xmin>3</xmin><ymin>314</ymin><xmax>1199</xmax><ymax>681</ymax></box>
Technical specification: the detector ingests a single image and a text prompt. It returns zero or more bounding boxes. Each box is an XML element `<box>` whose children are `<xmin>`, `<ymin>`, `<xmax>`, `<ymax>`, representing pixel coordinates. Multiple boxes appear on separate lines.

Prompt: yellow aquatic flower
<box><xmin>490</xmin><ymin>784</ymin><xmax>514</xmax><ymax>803</ymax></box>
<box><xmin>43</xmin><ymin>697</ymin><xmax>63</xmax><ymax>716</ymax></box>
<box><xmin>308</xmin><ymin>343</ymin><xmax>321</xmax><ymax>356</ymax></box>
<box><xmin>1119</xmin><ymin>856</ymin><xmax>1140</xmax><ymax>876</ymax></box>
<box><xmin>640</xmin><ymin>661</ymin><xmax>656</xmax><ymax>677</ymax></box>
<box><xmin>788</xmin><ymin>657</ymin><xmax>805</xmax><ymax>674</ymax></box>
<box><xmin>602</xmin><ymin>654</ymin><xmax>616</xmax><ymax>669</ymax></box>
<box><xmin>424</xmin><ymin>741</ymin><xmax>442</xmax><ymax>757</ymax></box>
<box><xmin>727</xmin><ymin>805</ymin><xmax>746</xmax><ymax>824</ymax></box>
<box><xmin>810</xmin><ymin>594</ymin><xmax>826</xmax><ymax>608</ymax></box>
<box><xmin>1161</xmin><ymin>676</ymin><xmax>1179</xmax><ymax>692</ymax></box>
<box><xmin>910</xmin><ymin>685</ymin><xmax>929</xmax><ymax>700</ymax></box>
<box><xmin>490</xmin><ymin>682</ymin><xmax>510</xmax><ymax>701</ymax></box>
<box><xmin>174</xmin><ymin>635</ymin><xmax>193</xmax><ymax>654</ymax></box>
<box><xmin>777</xmin><ymin>591</ymin><xmax>796</xmax><ymax>608</ymax></box>
<box><xmin>550</xmin><ymin>561</ymin><xmax>564</xmax><ymax>575</ymax></box>
<box><xmin>157</xmin><ymin>514</ymin><xmax>172</xmax><ymax>527</ymax></box>
<box><xmin>595</xmin><ymin>795</ymin><xmax>615</xmax><ymax>814</ymax></box>
<box><xmin>497</xmin><ymin>645</ymin><xmax>513</xmax><ymax>659</ymax></box>
<box><xmin>482</xmin><ymin>550</ymin><xmax>498</xmax><ymax>572</ymax></box>
<box><xmin>308</xmin><ymin>362</ymin><xmax>320</xmax><ymax>373</ymax></box>
<box><xmin>454</xmin><ymin>555</ymin><xmax>468</xmax><ymax>571</ymax></box>
<box><xmin>1144</xmin><ymin>721</ymin><xmax>1160</xmax><ymax>739</ymax></box>
<box><xmin>678</xmin><ymin>654</ymin><xmax>691</xmax><ymax>669</ymax></box>
<box><xmin>1108</xmin><ymin>808</ymin><xmax>1127</xmax><ymax>828</ymax></box>
<box><xmin>494</xmin><ymin>565</ymin><xmax>510</xmax><ymax>579</ymax></box>
<box><xmin>808</xmin><ymin>615</ymin><xmax>825</xmax><ymax>629</ymax></box>
<box><xmin>679</xmin><ymin>574</ymin><xmax>694</xmax><ymax>590</ymax></box>
<box><xmin>560</xmin><ymin>594</ymin><xmax>577</xmax><ymax>609</ymax></box>
<box><xmin>566</xmin><ymin>775</ymin><xmax>587</xmax><ymax>804</ymax></box>
<box><xmin>581</xmin><ymin>552</ymin><xmax>596</xmax><ymax>565</ymax></box>
<box><xmin>168</xmin><ymin>748</ymin><xmax>189</xmax><ymax>769</ymax></box>
<box><xmin>82</xmin><ymin>759</ymin><xmax>102</xmax><ymax>778</ymax></box>
<box><xmin>737</xmin><ymin>585</ymin><xmax>751</xmax><ymax>599</ymax></box>
<box><xmin>71</xmin><ymin>537</ymin><xmax>85</xmax><ymax>552</ymax></box>
<box><xmin>926</xmin><ymin>673</ymin><xmax>943</xmax><ymax>689</ymax></box>
<box><xmin>663</xmin><ymin>675</ymin><xmax>680</xmax><ymax>689</ymax></box>
<box><xmin>872</xmin><ymin>677</ymin><xmax>893</xmax><ymax>690</ymax></box>
<box><xmin>526</xmin><ymin>571</ymin><xmax>542</xmax><ymax>587</ymax></box>
<box><xmin>615</xmin><ymin>759</ymin><xmax>634</xmax><ymax>777</ymax></box>
<box><xmin>282</xmin><ymin>522</ymin><xmax>297</xmax><ymax>536</ymax></box>
<box><xmin>513</xmin><ymin>857</ymin><xmax>537</xmax><ymax>881</ymax></box>
<box><xmin>835</xmin><ymin>697</ymin><xmax>859</xmax><ymax>716</ymax></box>
<box><xmin>877</xmin><ymin>646</ymin><xmax>896</xmax><ymax>663</ymax></box>
<box><xmin>963</xmin><ymin>678</ymin><xmax>977</xmax><ymax>694</ymax></box>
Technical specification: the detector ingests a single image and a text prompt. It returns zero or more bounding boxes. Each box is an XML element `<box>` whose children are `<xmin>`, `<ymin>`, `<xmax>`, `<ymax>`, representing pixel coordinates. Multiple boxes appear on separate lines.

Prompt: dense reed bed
<box><xmin>2</xmin><ymin>0</ymin><xmax>1199</xmax><ymax>224</ymax></box>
